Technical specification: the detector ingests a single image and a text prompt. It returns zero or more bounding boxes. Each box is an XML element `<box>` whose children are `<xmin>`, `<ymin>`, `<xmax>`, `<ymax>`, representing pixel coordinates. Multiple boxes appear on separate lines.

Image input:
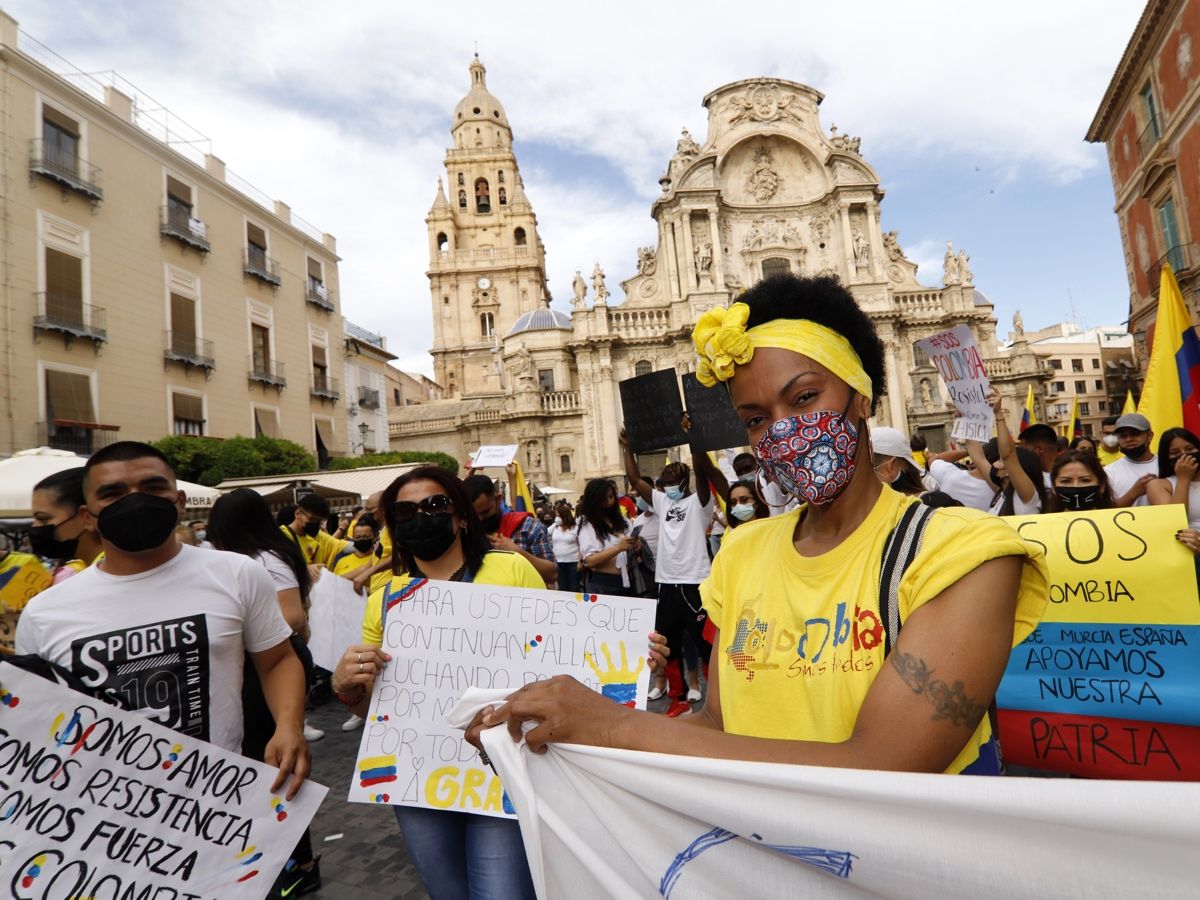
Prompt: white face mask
<box><xmin>1101</xmin><ymin>434</ymin><xmax>1119</xmax><ymax>449</ymax></box>
<box><xmin>730</xmin><ymin>502</ymin><xmax>756</xmax><ymax>521</ymax></box>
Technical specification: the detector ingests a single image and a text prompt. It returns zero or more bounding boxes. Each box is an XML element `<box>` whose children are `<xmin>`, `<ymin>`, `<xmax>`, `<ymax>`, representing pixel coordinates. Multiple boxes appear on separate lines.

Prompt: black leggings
<box><xmin>655</xmin><ymin>583</ymin><xmax>711</xmax><ymax>696</ymax></box>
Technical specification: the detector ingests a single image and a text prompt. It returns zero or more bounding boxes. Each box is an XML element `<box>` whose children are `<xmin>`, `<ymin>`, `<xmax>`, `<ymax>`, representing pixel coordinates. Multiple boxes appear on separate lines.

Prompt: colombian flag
<box><xmin>1067</xmin><ymin>397</ymin><xmax>1082</xmax><ymax>439</ymax></box>
<box><xmin>1138</xmin><ymin>264</ymin><xmax>1200</xmax><ymax>435</ymax></box>
<box><xmin>1020</xmin><ymin>384</ymin><xmax>1037</xmax><ymax>430</ymax></box>
<box><xmin>511</xmin><ymin>460</ymin><xmax>536</xmax><ymax>513</ymax></box>
<box><xmin>1122</xmin><ymin>389</ymin><xmax>1137</xmax><ymax>415</ymax></box>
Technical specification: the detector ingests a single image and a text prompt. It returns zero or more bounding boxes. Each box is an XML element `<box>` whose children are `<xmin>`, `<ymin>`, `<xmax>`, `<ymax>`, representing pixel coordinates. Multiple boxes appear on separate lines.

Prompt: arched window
<box><xmin>761</xmin><ymin>257</ymin><xmax>790</xmax><ymax>280</ymax></box>
<box><xmin>480</xmin><ymin>312</ymin><xmax>495</xmax><ymax>337</ymax></box>
<box><xmin>514</xmin><ymin>227</ymin><xmax>526</xmax><ymax>246</ymax></box>
<box><xmin>498</xmin><ymin>187</ymin><xmax>507</xmax><ymax>205</ymax></box>
<box><xmin>475</xmin><ymin>178</ymin><xmax>491</xmax><ymax>213</ymax></box>
<box><xmin>436</xmin><ymin>232</ymin><xmax>448</xmax><ymax>252</ymax></box>
<box><xmin>560</xmin><ymin>454</ymin><xmax>571</xmax><ymax>474</ymax></box>
<box><xmin>634</xmin><ymin>360</ymin><xmax>652</xmax><ymax>377</ymax></box>
<box><xmin>498</xmin><ymin>170</ymin><xmax>505</xmax><ymax>184</ymax></box>
<box><xmin>912</xmin><ymin>342</ymin><xmax>931</xmax><ymax>368</ymax></box>
<box><xmin>458</xmin><ymin>190</ymin><xmax>467</xmax><ymax>208</ymax></box>
<box><xmin>457</xmin><ymin>173</ymin><xmax>464</xmax><ymax>186</ymax></box>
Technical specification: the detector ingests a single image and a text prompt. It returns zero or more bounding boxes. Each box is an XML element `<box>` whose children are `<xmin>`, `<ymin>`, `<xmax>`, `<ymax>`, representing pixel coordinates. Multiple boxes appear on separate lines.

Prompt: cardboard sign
<box><xmin>619</xmin><ymin>371</ymin><xmax>686</xmax><ymax>453</ymax></box>
<box><xmin>915</xmin><ymin>326</ymin><xmax>992</xmax><ymax>442</ymax></box>
<box><xmin>349</xmin><ymin>578</ymin><xmax>655</xmax><ymax>817</ymax></box>
<box><xmin>0</xmin><ymin>662</ymin><xmax>327</xmax><ymax>899</ymax></box>
<box><xmin>682</xmin><ymin>373</ymin><xmax>748</xmax><ymax>452</ymax></box>
<box><xmin>471</xmin><ymin>445</ymin><xmax>519</xmax><ymax>468</ymax></box>
<box><xmin>306</xmin><ymin>571</ymin><xmax>369</xmax><ymax>673</ymax></box>
<box><xmin>995</xmin><ymin>506</ymin><xmax>1200</xmax><ymax>779</ymax></box>
<box><xmin>0</xmin><ymin>553</ymin><xmax>53</xmax><ymax>654</ymax></box>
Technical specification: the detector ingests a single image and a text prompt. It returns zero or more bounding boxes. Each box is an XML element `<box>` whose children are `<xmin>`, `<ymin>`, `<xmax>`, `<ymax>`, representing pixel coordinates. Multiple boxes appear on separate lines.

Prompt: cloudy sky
<box><xmin>9</xmin><ymin>1</ymin><xmax>1145</xmax><ymax>373</ymax></box>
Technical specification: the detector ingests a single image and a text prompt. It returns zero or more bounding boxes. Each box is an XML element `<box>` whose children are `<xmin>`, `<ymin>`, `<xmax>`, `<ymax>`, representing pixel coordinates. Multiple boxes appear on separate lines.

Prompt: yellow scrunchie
<box><xmin>692</xmin><ymin>301</ymin><xmax>873</xmax><ymax>399</ymax></box>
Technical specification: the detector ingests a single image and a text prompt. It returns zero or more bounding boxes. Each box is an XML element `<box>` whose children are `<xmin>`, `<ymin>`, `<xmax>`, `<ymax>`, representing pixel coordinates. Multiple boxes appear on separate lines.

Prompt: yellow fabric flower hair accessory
<box><xmin>691</xmin><ymin>301</ymin><xmax>873</xmax><ymax>399</ymax></box>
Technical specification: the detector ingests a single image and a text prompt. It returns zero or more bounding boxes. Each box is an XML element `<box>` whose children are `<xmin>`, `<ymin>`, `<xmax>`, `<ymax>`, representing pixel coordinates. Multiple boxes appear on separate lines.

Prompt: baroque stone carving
<box><xmin>883</xmin><ymin>230</ymin><xmax>906</xmax><ymax>262</ymax></box>
<box><xmin>809</xmin><ymin>213</ymin><xmax>831</xmax><ymax>243</ymax></box>
<box><xmin>725</xmin><ymin>83</ymin><xmax>804</xmax><ymax>126</ymax></box>
<box><xmin>742</xmin><ymin>217</ymin><xmax>804</xmax><ymax>251</ymax></box>
<box><xmin>591</xmin><ymin>262</ymin><xmax>610</xmax><ymax>304</ymax></box>
<box><xmin>694</xmin><ymin>238</ymin><xmax>713</xmax><ymax>273</ymax></box>
<box><xmin>1012</xmin><ymin>309</ymin><xmax>1024</xmax><ymax>339</ymax></box>
<box><xmin>571</xmin><ymin>270</ymin><xmax>587</xmax><ymax>308</ymax></box>
<box><xmin>957</xmin><ymin>249</ymin><xmax>973</xmax><ymax>285</ymax></box>
<box><xmin>745</xmin><ymin>147</ymin><xmax>782</xmax><ymax>202</ymax></box>
<box><xmin>639</xmin><ymin>278</ymin><xmax>658</xmax><ymax>298</ymax></box>
<box><xmin>725</xmin><ymin>273</ymin><xmax>746</xmax><ymax>293</ymax></box>
<box><xmin>828</xmin><ymin>124</ymin><xmax>862</xmax><ymax>155</ymax></box>
<box><xmin>675</xmin><ymin>127</ymin><xmax>700</xmax><ymax>157</ymax></box>
<box><xmin>943</xmin><ymin>241</ymin><xmax>961</xmax><ymax>285</ymax></box>
<box><xmin>852</xmin><ymin>228</ymin><xmax>869</xmax><ymax>269</ymax></box>
<box><xmin>636</xmin><ymin>246</ymin><xmax>657</xmax><ymax>276</ymax></box>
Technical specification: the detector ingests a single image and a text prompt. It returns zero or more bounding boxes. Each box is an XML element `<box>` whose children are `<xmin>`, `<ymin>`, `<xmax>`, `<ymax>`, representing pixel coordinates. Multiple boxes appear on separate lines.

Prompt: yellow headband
<box><xmin>692</xmin><ymin>301</ymin><xmax>873</xmax><ymax>399</ymax></box>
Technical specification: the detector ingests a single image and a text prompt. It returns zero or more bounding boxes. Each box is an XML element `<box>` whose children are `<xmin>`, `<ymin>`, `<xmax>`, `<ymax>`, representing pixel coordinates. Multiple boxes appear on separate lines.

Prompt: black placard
<box><xmin>619</xmin><ymin>370</ymin><xmax>686</xmax><ymax>452</ymax></box>
<box><xmin>682</xmin><ymin>373</ymin><xmax>748</xmax><ymax>452</ymax></box>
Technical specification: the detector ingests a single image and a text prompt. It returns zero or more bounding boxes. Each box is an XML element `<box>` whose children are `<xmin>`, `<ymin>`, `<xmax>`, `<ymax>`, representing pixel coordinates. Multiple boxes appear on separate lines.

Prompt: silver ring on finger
<box><xmin>359</xmin><ymin>662</ymin><xmax>364</xmax><ymax>673</ymax></box>
<box><xmin>357</xmin><ymin>651</ymin><xmax>363</xmax><ymax>663</ymax></box>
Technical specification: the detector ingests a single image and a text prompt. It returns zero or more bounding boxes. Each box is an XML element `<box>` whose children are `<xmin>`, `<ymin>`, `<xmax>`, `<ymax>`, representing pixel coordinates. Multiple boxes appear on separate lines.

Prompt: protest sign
<box><xmin>471</xmin><ymin>445</ymin><xmax>518</xmax><ymax>468</ymax></box>
<box><xmin>349</xmin><ymin>578</ymin><xmax>655</xmax><ymax>818</ymax></box>
<box><xmin>914</xmin><ymin>325</ymin><xmax>992</xmax><ymax>442</ymax></box>
<box><xmin>619</xmin><ymin>371</ymin><xmax>686</xmax><ymax>452</ymax></box>
<box><xmin>995</xmin><ymin>505</ymin><xmax>1200</xmax><ymax>779</ymax></box>
<box><xmin>0</xmin><ymin>662</ymin><xmax>326</xmax><ymax>899</ymax></box>
<box><xmin>306</xmin><ymin>571</ymin><xmax>369</xmax><ymax>673</ymax></box>
<box><xmin>0</xmin><ymin>553</ymin><xmax>52</xmax><ymax>653</ymax></box>
<box><xmin>682</xmin><ymin>373</ymin><xmax>747</xmax><ymax>452</ymax></box>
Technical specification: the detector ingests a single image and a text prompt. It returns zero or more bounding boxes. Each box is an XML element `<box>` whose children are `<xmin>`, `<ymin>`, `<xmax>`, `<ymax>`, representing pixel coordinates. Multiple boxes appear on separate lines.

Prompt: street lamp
<box><xmin>357</xmin><ymin>420</ymin><xmax>371</xmax><ymax>456</ymax></box>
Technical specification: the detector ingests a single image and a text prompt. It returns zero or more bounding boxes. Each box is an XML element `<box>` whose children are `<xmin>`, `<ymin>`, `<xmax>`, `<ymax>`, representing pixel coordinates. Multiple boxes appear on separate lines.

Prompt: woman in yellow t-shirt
<box><xmin>476</xmin><ymin>273</ymin><xmax>1049</xmax><ymax>776</ymax></box>
<box><xmin>330</xmin><ymin>465</ymin><xmax>540</xmax><ymax>900</ymax></box>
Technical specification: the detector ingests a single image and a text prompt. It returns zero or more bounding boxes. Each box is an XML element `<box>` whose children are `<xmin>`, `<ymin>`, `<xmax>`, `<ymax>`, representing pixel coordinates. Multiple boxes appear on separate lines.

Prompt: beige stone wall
<box><xmin>0</xmin><ymin>37</ymin><xmax>345</xmax><ymax>457</ymax></box>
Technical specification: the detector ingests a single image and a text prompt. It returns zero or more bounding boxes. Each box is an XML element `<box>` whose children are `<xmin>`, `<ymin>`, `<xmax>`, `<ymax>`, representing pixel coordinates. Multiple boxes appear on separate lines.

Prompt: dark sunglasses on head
<box><xmin>393</xmin><ymin>494</ymin><xmax>454</xmax><ymax>522</ymax></box>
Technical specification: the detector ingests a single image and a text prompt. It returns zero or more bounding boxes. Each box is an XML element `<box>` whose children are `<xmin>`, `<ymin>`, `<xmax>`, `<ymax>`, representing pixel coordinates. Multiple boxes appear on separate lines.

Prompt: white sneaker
<box><xmin>341</xmin><ymin>714</ymin><xmax>364</xmax><ymax>732</ymax></box>
<box><xmin>648</xmin><ymin>684</ymin><xmax>666</xmax><ymax>701</ymax></box>
<box><xmin>303</xmin><ymin>721</ymin><xmax>325</xmax><ymax>742</ymax></box>
<box><xmin>686</xmin><ymin>688</ymin><xmax>702</xmax><ymax>703</ymax></box>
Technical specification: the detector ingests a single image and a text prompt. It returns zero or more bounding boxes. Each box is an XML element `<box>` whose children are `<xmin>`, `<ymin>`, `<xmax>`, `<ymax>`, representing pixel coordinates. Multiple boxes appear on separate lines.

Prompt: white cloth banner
<box><xmin>449</xmin><ymin>690</ymin><xmax>1200</xmax><ymax>899</ymax></box>
<box><xmin>306</xmin><ymin>570</ymin><xmax>369</xmax><ymax>673</ymax></box>
<box><xmin>0</xmin><ymin>663</ymin><xmax>327</xmax><ymax>900</ymax></box>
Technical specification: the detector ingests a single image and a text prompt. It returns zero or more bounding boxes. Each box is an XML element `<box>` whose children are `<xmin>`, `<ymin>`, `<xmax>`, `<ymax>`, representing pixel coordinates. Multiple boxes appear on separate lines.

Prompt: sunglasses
<box><xmin>392</xmin><ymin>494</ymin><xmax>454</xmax><ymax>523</ymax></box>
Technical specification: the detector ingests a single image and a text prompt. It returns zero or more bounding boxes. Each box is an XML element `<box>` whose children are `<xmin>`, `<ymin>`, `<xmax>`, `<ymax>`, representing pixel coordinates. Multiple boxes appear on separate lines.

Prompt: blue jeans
<box><xmin>556</xmin><ymin>561</ymin><xmax>580</xmax><ymax>592</ymax></box>
<box><xmin>393</xmin><ymin>805</ymin><xmax>535</xmax><ymax>900</ymax></box>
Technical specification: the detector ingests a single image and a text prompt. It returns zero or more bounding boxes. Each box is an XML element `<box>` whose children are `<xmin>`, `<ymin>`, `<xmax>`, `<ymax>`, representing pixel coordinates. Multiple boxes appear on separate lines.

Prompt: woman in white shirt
<box><xmin>576</xmin><ymin>478</ymin><xmax>636</xmax><ymax>596</ymax></box>
<box><xmin>551</xmin><ymin>506</ymin><xmax>582</xmax><ymax>591</ymax></box>
<box><xmin>1148</xmin><ymin>429</ymin><xmax>1200</xmax><ymax>553</ymax></box>
<box><xmin>969</xmin><ymin>390</ymin><xmax>1045</xmax><ymax>516</ymax></box>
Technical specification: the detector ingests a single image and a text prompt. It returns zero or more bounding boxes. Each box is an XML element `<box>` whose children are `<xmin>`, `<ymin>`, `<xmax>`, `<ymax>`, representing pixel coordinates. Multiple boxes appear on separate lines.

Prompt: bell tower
<box><xmin>427</xmin><ymin>56</ymin><xmax>548</xmax><ymax>398</ymax></box>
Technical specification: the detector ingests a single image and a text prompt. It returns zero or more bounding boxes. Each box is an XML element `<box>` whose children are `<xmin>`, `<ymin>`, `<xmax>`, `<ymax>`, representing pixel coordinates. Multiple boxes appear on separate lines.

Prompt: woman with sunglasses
<box><xmin>331</xmin><ymin>465</ymin><xmax>541</xmax><ymax>900</ymax></box>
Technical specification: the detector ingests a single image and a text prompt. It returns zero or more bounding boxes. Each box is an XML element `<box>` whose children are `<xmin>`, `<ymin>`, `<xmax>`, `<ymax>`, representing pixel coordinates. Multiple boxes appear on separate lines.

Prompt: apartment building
<box><xmin>343</xmin><ymin>321</ymin><xmax>395</xmax><ymax>456</ymax></box>
<box><xmin>1086</xmin><ymin>0</ymin><xmax>1200</xmax><ymax>367</ymax></box>
<box><xmin>0</xmin><ymin>11</ymin><xmax>349</xmax><ymax>458</ymax></box>
<box><xmin>1023</xmin><ymin>324</ymin><xmax>1138</xmax><ymax>436</ymax></box>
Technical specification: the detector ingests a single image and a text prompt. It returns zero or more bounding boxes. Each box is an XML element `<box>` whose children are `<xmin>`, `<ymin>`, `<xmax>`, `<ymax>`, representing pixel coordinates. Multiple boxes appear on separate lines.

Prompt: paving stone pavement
<box><xmin>301</xmin><ymin>701</ymin><xmax>429</xmax><ymax>900</ymax></box>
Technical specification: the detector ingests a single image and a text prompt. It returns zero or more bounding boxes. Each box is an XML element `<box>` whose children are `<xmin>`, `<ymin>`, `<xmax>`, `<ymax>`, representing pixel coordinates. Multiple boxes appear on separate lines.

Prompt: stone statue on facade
<box><xmin>852</xmin><ymin>228</ymin><xmax>869</xmax><ymax>269</ymax></box>
<box><xmin>942</xmin><ymin>241</ymin><xmax>960</xmax><ymax>285</ymax></box>
<box><xmin>745</xmin><ymin>147</ymin><xmax>781</xmax><ymax>202</ymax></box>
<box><xmin>591</xmin><ymin>262</ymin><xmax>609</xmax><ymax>305</ymax></box>
<box><xmin>829</xmin><ymin>125</ymin><xmax>863</xmax><ymax>155</ymax></box>
<box><xmin>694</xmin><ymin>238</ymin><xmax>713</xmax><ymax>273</ymax></box>
<box><xmin>571</xmin><ymin>270</ymin><xmax>587</xmax><ymax>308</ymax></box>
<box><xmin>636</xmin><ymin>246</ymin><xmax>657</xmax><ymax>276</ymax></box>
<box><xmin>957</xmin><ymin>249</ymin><xmax>973</xmax><ymax>285</ymax></box>
<box><xmin>675</xmin><ymin>127</ymin><xmax>700</xmax><ymax>157</ymax></box>
<box><xmin>883</xmin><ymin>230</ymin><xmax>905</xmax><ymax>262</ymax></box>
<box><xmin>1012</xmin><ymin>309</ymin><xmax>1025</xmax><ymax>339</ymax></box>
<box><xmin>920</xmin><ymin>379</ymin><xmax>933</xmax><ymax>411</ymax></box>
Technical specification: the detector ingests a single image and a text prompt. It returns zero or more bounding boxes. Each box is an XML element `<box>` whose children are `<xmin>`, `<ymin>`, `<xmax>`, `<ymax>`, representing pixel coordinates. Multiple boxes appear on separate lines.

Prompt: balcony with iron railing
<box><xmin>311</xmin><ymin>373</ymin><xmax>340</xmax><ymax>402</ymax></box>
<box><xmin>29</xmin><ymin>139</ymin><xmax>103</xmax><ymax>203</ymax></box>
<box><xmin>248</xmin><ymin>355</ymin><xmax>286</xmax><ymax>388</ymax></box>
<box><xmin>244</xmin><ymin>246</ymin><xmax>282</xmax><ymax>287</ymax></box>
<box><xmin>1138</xmin><ymin>117</ymin><xmax>1162</xmax><ymax>160</ymax></box>
<box><xmin>1146</xmin><ymin>243</ymin><xmax>1198</xmax><ymax>290</ymax></box>
<box><xmin>357</xmin><ymin>385</ymin><xmax>381</xmax><ymax>409</ymax></box>
<box><xmin>34</xmin><ymin>292</ymin><xmax>107</xmax><ymax>344</ymax></box>
<box><xmin>160</xmin><ymin>204</ymin><xmax>210</xmax><ymax>253</ymax></box>
<box><xmin>306</xmin><ymin>280</ymin><xmax>335</xmax><ymax>312</ymax></box>
<box><xmin>164</xmin><ymin>330</ymin><xmax>215</xmax><ymax>370</ymax></box>
<box><xmin>38</xmin><ymin>419</ymin><xmax>120</xmax><ymax>454</ymax></box>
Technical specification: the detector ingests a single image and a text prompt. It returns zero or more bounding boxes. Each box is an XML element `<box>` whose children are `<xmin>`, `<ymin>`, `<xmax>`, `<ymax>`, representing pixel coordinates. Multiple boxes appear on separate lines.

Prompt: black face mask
<box><xmin>353</xmin><ymin>538</ymin><xmax>376</xmax><ymax>554</ymax></box>
<box><xmin>29</xmin><ymin>520</ymin><xmax>79</xmax><ymax>560</ymax></box>
<box><xmin>393</xmin><ymin>513</ymin><xmax>459</xmax><ymax>562</ymax></box>
<box><xmin>93</xmin><ymin>493</ymin><xmax>179</xmax><ymax>553</ymax></box>
<box><xmin>302</xmin><ymin>520</ymin><xmax>322</xmax><ymax>537</ymax></box>
<box><xmin>480</xmin><ymin>511</ymin><xmax>502</xmax><ymax>533</ymax></box>
<box><xmin>1119</xmin><ymin>441</ymin><xmax>1148</xmax><ymax>459</ymax></box>
<box><xmin>1056</xmin><ymin>486</ymin><xmax>1100</xmax><ymax>511</ymax></box>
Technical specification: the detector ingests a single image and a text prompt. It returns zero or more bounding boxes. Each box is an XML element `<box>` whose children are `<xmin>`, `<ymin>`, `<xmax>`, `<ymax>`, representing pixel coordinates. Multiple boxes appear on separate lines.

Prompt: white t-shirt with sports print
<box><xmin>16</xmin><ymin>543</ymin><xmax>290</xmax><ymax>753</ymax></box>
<box><xmin>651</xmin><ymin>489</ymin><xmax>715</xmax><ymax>585</ymax></box>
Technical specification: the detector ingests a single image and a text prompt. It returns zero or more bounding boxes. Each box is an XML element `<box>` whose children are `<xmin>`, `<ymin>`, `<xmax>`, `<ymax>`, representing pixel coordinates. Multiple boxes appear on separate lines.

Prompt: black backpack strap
<box><xmin>878</xmin><ymin>502</ymin><xmax>935</xmax><ymax>656</ymax></box>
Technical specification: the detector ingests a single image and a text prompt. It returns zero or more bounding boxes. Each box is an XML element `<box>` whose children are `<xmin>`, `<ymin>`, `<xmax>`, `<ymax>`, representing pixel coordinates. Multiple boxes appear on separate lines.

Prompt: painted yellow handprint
<box><xmin>585</xmin><ymin>641</ymin><xmax>646</xmax><ymax>707</ymax></box>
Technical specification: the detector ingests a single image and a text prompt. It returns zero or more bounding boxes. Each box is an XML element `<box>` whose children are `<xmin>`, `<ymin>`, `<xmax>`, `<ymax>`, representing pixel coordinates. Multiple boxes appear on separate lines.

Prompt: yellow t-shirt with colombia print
<box><xmin>701</xmin><ymin>487</ymin><xmax>1048</xmax><ymax>774</ymax></box>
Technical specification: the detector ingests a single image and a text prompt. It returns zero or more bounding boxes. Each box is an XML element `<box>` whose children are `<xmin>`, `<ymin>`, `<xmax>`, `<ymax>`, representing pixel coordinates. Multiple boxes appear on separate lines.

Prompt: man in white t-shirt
<box><xmin>1104</xmin><ymin>413</ymin><xmax>1158</xmax><ymax>508</ymax></box>
<box><xmin>623</xmin><ymin>429</ymin><xmax>726</xmax><ymax>716</ymax></box>
<box><xmin>925</xmin><ymin>449</ymin><xmax>996</xmax><ymax>511</ymax></box>
<box><xmin>15</xmin><ymin>441</ymin><xmax>309</xmax><ymax>798</ymax></box>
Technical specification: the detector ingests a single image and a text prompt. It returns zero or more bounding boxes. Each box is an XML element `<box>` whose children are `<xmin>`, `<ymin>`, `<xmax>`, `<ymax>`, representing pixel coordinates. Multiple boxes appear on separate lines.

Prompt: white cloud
<box><xmin>6</xmin><ymin>0</ymin><xmax>1143</xmax><ymax>374</ymax></box>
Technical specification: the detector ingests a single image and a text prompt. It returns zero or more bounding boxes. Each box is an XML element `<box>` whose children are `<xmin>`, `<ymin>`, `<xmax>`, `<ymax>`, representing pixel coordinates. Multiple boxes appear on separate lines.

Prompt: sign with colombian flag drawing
<box><xmin>995</xmin><ymin>505</ymin><xmax>1200</xmax><ymax>779</ymax></box>
<box><xmin>349</xmin><ymin>579</ymin><xmax>654</xmax><ymax>816</ymax></box>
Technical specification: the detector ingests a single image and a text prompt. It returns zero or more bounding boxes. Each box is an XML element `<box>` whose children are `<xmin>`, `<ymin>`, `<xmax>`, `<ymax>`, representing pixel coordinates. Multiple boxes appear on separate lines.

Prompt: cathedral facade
<box><xmin>388</xmin><ymin>61</ymin><xmax>1049</xmax><ymax>492</ymax></box>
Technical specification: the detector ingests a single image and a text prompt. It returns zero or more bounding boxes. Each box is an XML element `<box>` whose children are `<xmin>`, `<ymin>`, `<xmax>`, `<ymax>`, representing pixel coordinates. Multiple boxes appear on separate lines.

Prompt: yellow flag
<box><xmin>1020</xmin><ymin>384</ymin><xmax>1037</xmax><ymax>429</ymax></box>
<box><xmin>1136</xmin><ymin>263</ymin><xmax>1195</xmax><ymax>435</ymax></box>
<box><xmin>1066</xmin><ymin>397</ymin><xmax>1079</xmax><ymax>439</ymax></box>
<box><xmin>511</xmin><ymin>461</ymin><xmax>536</xmax><ymax>513</ymax></box>
<box><xmin>1122</xmin><ymin>389</ymin><xmax>1136</xmax><ymax>415</ymax></box>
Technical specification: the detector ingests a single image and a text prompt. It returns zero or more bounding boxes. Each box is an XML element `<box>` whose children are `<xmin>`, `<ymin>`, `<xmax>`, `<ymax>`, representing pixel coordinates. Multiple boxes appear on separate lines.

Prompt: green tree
<box><xmin>327</xmin><ymin>450</ymin><xmax>459</xmax><ymax>475</ymax></box>
<box><xmin>152</xmin><ymin>434</ymin><xmax>316</xmax><ymax>486</ymax></box>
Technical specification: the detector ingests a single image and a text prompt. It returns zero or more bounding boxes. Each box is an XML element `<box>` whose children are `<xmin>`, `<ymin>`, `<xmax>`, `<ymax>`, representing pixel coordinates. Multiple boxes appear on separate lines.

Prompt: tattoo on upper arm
<box><xmin>888</xmin><ymin>650</ymin><xmax>987</xmax><ymax>728</ymax></box>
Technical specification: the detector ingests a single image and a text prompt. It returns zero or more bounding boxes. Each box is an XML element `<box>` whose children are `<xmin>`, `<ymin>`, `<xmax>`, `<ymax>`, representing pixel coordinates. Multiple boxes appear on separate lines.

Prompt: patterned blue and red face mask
<box><xmin>754</xmin><ymin>408</ymin><xmax>860</xmax><ymax>506</ymax></box>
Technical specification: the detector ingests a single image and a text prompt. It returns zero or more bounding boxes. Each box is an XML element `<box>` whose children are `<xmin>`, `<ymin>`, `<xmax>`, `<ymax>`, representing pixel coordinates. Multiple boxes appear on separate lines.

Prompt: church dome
<box><xmin>507</xmin><ymin>307</ymin><xmax>571</xmax><ymax>336</ymax></box>
<box><xmin>453</xmin><ymin>56</ymin><xmax>509</xmax><ymax>129</ymax></box>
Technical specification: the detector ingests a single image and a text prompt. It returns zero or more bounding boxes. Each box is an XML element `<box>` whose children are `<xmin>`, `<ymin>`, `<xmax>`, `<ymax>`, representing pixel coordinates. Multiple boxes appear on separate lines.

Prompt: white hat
<box><xmin>870</xmin><ymin>426</ymin><xmax>921</xmax><ymax>470</ymax></box>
